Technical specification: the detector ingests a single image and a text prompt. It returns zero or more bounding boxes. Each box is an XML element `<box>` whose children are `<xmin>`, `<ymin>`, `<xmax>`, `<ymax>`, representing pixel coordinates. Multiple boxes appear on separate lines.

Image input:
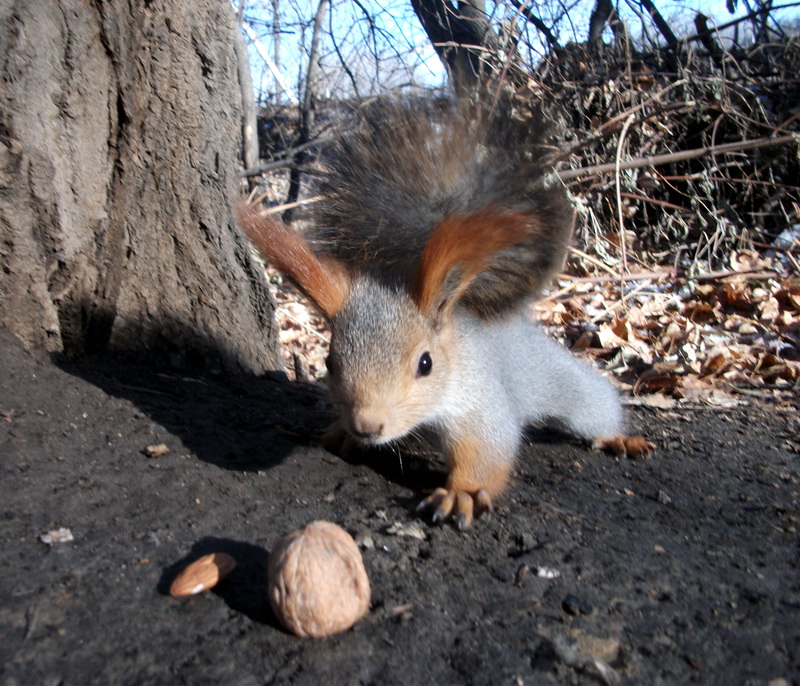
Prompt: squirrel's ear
<box><xmin>238</xmin><ymin>202</ymin><xmax>350</xmax><ymax>319</ymax></box>
<box><xmin>411</xmin><ymin>209</ymin><xmax>542</xmax><ymax>323</ymax></box>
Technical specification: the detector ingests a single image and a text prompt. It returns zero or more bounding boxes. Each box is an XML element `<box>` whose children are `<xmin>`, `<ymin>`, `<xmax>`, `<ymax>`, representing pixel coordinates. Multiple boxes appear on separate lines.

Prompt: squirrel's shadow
<box><xmin>332</xmin><ymin>432</ymin><xmax>450</xmax><ymax>507</ymax></box>
<box><xmin>56</xmin><ymin>330</ymin><xmax>328</xmax><ymax>474</ymax></box>
<box><xmin>158</xmin><ymin>536</ymin><xmax>281</xmax><ymax>628</ymax></box>
<box><xmin>332</xmin><ymin>426</ymin><xmax>588</xmax><ymax>513</ymax></box>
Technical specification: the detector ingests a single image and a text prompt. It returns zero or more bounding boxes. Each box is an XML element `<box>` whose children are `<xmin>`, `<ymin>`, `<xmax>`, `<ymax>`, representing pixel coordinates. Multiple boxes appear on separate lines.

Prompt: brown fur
<box><xmin>446</xmin><ymin>434</ymin><xmax>513</xmax><ymax>498</ymax></box>
<box><xmin>411</xmin><ymin>209</ymin><xmax>543</xmax><ymax>316</ymax></box>
<box><xmin>238</xmin><ymin>203</ymin><xmax>350</xmax><ymax>319</ymax></box>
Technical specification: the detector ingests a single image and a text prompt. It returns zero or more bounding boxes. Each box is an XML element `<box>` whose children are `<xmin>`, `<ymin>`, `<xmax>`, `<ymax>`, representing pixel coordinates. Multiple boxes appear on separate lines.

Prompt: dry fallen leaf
<box><xmin>39</xmin><ymin>527</ymin><xmax>74</xmax><ymax>545</ymax></box>
<box><xmin>144</xmin><ymin>444</ymin><xmax>169</xmax><ymax>458</ymax></box>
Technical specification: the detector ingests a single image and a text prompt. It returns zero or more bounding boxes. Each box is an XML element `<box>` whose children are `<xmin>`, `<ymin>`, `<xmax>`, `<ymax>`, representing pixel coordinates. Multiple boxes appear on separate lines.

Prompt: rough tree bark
<box><xmin>0</xmin><ymin>0</ymin><xmax>281</xmax><ymax>374</ymax></box>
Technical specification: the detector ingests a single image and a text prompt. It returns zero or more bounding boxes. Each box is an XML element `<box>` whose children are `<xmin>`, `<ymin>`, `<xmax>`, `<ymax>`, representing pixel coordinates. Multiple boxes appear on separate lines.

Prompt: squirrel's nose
<box><xmin>351</xmin><ymin>414</ymin><xmax>384</xmax><ymax>440</ymax></box>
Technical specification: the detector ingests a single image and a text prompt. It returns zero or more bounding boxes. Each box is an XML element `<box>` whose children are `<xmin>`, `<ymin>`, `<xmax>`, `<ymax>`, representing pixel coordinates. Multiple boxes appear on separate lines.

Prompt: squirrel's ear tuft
<box><xmin>411</xmin><ymin>209</ymin><xmax>543</xmax><ymax>320</ymax></box>
<box><xmin>237</xmin><ymin>202</ymin><xmax>350</xmax><ymax>319</ymax></box>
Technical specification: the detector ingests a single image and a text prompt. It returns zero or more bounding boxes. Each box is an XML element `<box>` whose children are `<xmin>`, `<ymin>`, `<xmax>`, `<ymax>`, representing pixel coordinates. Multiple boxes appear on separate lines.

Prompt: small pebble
<box><xmin>385</xmin><ymin>521</ymin><xmax>427</xmax><ymax>540</ymax></box>
<box><xmin>354</xmin><ymin>529</ymin><xmax>375</xmax><ymax>550</ymax></box>
<box><xmin>516</xmin><ymin>532</ymin><xmax>535</xmax><ymax>551</ymax></box>
<box><xmin>563</xmin><ymin>594</ymin><xmax>593</xmax><ymax>616</ymax></box>
<box><xmin>143</xmin><ymin>443</ymin><xmax>169</xmax><ymax>458</ymax></box>
<box><xmin>39</xmin><ymin>527</ymin><xmax>74</xmax><ymax>545</ymax></box>
<box><xmin>656</xmin><ymin>489</ymin><xmax>672</xmax><ymax>505</ymax></box>
<box><xmin>537</xmin><ymin>566</ymin><xmax>561</xmax><ymax>579</ymax></box>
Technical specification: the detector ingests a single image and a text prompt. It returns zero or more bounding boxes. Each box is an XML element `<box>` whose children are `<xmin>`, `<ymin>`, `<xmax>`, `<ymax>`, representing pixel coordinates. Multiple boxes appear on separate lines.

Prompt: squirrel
<box><xmin>239</xmin><ymin>95</ymin><xmax>653</xmax><ymax>529</ymax></box>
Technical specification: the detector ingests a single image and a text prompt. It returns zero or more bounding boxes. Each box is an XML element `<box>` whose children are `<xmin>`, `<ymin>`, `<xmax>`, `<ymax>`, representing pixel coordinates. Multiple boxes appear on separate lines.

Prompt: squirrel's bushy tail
<box><xmin>311</xmin><ymin>95</ymin><xmax>574</xmax><ymax>319</ymax></box>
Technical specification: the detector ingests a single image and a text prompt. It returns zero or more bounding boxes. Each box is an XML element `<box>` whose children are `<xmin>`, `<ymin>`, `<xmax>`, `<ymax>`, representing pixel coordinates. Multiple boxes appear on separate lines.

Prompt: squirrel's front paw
<box><xmin>416</xmin><ymin>488</ymin><xmax>493</xmax><ymax>530</ymax></box>
<box><xmin>592</xmin><ymin>435</ymin><xmax>655</xmax><ymax>459</ymax></box>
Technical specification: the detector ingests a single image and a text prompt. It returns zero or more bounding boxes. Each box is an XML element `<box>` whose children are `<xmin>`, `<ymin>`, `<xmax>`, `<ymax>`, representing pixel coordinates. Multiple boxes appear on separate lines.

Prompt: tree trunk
<box><xmin>0</xmin><ymin>0</ymin><xmax>281</xmax><ymax>375</ymax></box>
<box><xmin>236</xmin><ymin>1</ymin><xmax>260</xmax><ymax>175</ymax></box>
<box><xmin>283</xmin><ymin>0</ymin><xmax>328</xmax><ymax>223</ymax></box>
<box><xmin>588</xmin><ymin>0</ymin><xmax>613</xmax><ymax>49</ymax></box>
<box><xmin>411</xmin><ymin>0</ymin><xmax>503</xmax><ymax>95</ymax></box>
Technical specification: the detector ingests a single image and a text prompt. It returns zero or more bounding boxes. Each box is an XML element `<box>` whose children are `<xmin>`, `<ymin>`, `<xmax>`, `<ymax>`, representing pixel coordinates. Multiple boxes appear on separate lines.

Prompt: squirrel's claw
<box><xmin>593</xmin><ymin>434</ymin><xmax>655</xmax><ymax>459</ymax></box>
<box><xmin>430</xmin><ymin>489</ymin><xmax>456</xmax><ymax>524</ymax></box>
<box><xmin>417</xmin><ymin>487</ymin><xmax>492</xmax><ymax>530</ymax></box>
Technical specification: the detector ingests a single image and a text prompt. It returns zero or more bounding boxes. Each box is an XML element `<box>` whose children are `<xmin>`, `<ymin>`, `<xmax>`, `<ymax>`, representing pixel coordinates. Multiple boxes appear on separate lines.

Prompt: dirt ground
<box><xmin>0</xmin><ymin>324</ymin><xmax>798</xmax><ymax>685</ymax></box>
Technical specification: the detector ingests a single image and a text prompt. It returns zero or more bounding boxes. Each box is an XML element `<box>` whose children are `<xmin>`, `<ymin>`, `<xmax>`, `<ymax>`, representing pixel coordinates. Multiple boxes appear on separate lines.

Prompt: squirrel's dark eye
<box><xmin>325</xmin><ymin>355</ymin><xmax>336</xmax><ymax>374</ymax></box>
<box><xmin>416</xmin><ymin>351</ymin><xmax>432</xmax><ymax>377</ymax></box>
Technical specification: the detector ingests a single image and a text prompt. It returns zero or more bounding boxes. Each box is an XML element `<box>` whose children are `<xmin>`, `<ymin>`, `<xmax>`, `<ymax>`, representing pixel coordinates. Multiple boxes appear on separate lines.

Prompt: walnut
<box><xmin>267</xmin><ymin>521</ymin><xmax>370</xmax><ymax>638</ymax></box>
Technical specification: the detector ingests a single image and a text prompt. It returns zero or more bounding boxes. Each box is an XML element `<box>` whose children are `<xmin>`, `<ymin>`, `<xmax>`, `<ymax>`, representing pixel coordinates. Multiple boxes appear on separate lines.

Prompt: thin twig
<box><xmin>615</xmin><ymin>114</ymin><xmax>636</xmax><ymax>305</ymax></box>
<box><xmin>568</xmin><ymin>246</ymin><xmax>618</xmax><ymax>276</ymax></box>
<box><xmin>555</xmin><ymin>93</ymin><xmax>693</xmax><ymax>164</ymax></box>
<box><xmin>558</xmin><ymin>134</ymin><xmax>798</xmax><ymax>182</ymax></box>
<box><xmin>554</xmin><ymin>269</ymin><xmax>674</xmax><ymax>285</ymax></box>
<box><xmin>251</xmin><ymin>195</ymin><xmax>324</xmax><ymax>214</ymax></box>
<box><xmin>659</xmin><ymin>174</ymin><xmax>800</xmax><ymax>193</ymax></box>
<box><xmin>551</xmin><ymin>267</ymin><xmax>781</xmax><ymax>287</ymax></box>
<box><xmin>619</xmin><ymin>192</ymin><xmax>690</xmax><ymax>212</ymax></box>
<box><xmin>277</xmin><ymin>305</ymin><xmax>330</xmax><ymax>344</ymax></box>
<box><xmin>590</xmin><ymin>280</ymin><xmax>653</xmax><ymax>323</ymax></box>
<box><xmin>240</xmin><ymin>136</ymin><xmax>335</xmax><ymax>177</ymax></box>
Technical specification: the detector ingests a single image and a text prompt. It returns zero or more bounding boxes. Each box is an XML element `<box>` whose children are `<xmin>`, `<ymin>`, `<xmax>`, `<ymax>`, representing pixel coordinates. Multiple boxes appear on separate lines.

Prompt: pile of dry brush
<box><xmin>536</xmin><ymin>36</ymin><xmax>799</xmax><ymax>274</ymax></box>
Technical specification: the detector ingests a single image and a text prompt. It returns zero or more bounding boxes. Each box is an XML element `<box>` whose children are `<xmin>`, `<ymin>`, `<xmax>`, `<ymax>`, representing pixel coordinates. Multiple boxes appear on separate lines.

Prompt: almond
<box><xmin>170</xmin><ymin>552</ymin><xmax>236</xmax><ymax>597</ymax></box>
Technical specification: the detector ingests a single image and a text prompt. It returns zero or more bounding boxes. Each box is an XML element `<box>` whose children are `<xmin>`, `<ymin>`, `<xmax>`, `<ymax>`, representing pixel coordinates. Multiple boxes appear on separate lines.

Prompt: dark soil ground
<box><xmin>1</xmin><ymin>325</ymin><xmax>798</xmax><ymax>685</ymax></box>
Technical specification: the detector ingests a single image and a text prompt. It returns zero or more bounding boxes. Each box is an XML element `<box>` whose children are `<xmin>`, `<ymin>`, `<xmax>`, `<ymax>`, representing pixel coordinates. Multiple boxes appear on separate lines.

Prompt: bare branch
<box><xmin>240</xmin><ymin>136</ymin><xmax>334</xmax><ymax>178</ymax></box>
<box><xmin>509</xmin><ymin>0</ymin><xmax>560</xmax><ymax>49</ymax></box>
<box><xmin>637</xmin><ymin>0</ymin><xmax>679</xmax><ymax>47</ymax></box>
<box><xmin>558</xmin><ymin>134</ymin><xmax>798</xmax><ymax>182</ymax></box>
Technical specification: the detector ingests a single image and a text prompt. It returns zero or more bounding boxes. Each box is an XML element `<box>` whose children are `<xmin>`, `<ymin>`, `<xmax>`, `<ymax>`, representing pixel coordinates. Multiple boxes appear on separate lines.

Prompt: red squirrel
<box><xmin>240</xmin><ymin>96</ymin><xmax>653</xmax><ymax>529</ymax></box>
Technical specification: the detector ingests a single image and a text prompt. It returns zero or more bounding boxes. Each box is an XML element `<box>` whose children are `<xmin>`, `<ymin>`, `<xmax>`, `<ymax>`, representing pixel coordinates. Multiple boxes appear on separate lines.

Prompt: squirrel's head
<box><xmin>238</xmin><ymin>203</ymin><xmax>542</xmax><ymax>444</ymax></box>
<box><xmin>325</xmin><ymin>278</ymin><xmax>456</xmax><ymax>443</ymax></box>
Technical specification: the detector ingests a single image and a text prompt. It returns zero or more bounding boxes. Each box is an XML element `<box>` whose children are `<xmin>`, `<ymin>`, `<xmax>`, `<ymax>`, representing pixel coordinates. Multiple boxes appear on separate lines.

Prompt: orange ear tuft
<box><xmin>238</xmin><ymin>202</ymin><xmax>350</xmax><ymax>319</ymax></box>
<box><xmin>411</xmin><ymin>209</ymin><xmax>543</xmax><ymax>316</ymax></box>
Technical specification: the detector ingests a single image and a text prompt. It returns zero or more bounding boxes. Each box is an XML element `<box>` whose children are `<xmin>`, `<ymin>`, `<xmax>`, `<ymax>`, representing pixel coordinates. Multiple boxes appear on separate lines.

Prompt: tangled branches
<box><xmin>533</xmin><ymin>36</ymin><xmax>799</xmax><ymax>274</ymax></box>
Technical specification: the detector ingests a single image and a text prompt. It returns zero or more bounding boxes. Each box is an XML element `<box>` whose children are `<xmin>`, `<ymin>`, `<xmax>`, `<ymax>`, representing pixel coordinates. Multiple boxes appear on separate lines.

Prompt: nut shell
<box><xmin>170</xmin><ymin>552</ymin><xmax>236</xmax><ymax>597</ymax></box>
<box><xmin>268</xmin><ymin>521</ymin><xmax>370</xmax><ymax>638</ymax></box>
